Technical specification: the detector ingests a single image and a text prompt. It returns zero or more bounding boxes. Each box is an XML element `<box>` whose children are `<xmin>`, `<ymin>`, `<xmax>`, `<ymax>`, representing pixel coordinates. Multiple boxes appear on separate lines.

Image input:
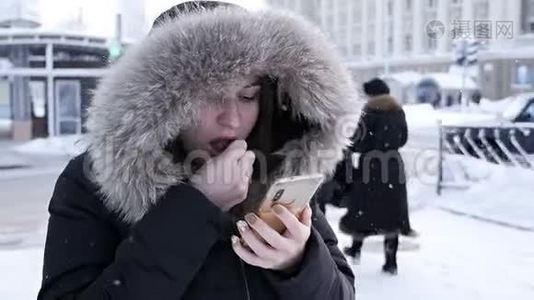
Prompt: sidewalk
<box><xmin>0</xmin><ymin>138</ymin><xmax>76</xmax><ymax>180</ymax></box>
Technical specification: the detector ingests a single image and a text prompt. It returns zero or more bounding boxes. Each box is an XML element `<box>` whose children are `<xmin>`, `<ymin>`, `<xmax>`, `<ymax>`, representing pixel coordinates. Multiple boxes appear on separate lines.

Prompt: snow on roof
<box><xmin>421</xmin><ymin>73</ymin><xmax>478</xmax><ymax>90</ymax></box>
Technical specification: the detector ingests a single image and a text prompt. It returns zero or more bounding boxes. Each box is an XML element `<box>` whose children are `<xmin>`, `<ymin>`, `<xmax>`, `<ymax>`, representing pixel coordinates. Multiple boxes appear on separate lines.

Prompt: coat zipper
<box><xmin>239</xmin><ymin>258</ymin><xmax>251</xmax><ymax>300</ymax></box>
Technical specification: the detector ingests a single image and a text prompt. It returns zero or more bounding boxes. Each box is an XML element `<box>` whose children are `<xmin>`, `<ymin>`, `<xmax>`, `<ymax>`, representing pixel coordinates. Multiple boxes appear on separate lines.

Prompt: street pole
<box><xmin>384</xmin><ymin>0</ymin><xmax>390</xmax><ymax>76</ymax></box>
<box><xmin>460</xmin><ymin>39</ymin><xmax>468</xmax><ymax>109</ymax></box>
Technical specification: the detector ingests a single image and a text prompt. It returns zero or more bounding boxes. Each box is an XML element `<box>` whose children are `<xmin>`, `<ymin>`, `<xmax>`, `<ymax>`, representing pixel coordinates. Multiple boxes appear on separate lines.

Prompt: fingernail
<box><xmin>231</xmin><ymin>235</ymin><xmax>240</xmax><ymax>245</ymax></box>
<box><xmin>237</xmin><ymin>220</ymin><xmax>248</xmax><ymax>232</ymax></box>
<box><xmin>245</xmin><ymin>213</ymin><xmax>257</xmax><ymax>225</ymax></box>
<box><xmin>273</xmin><ymin>205</ymin><xmax>284</xmax><ymax>214</ymax></box>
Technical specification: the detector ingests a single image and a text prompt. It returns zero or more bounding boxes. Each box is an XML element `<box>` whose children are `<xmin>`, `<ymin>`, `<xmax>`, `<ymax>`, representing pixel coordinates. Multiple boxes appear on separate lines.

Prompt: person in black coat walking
<box><xmin>339</xmin><ymin>78</ymin><xmax>414</xmax><ymax>275</ymax></box>
<box><xmin>38</xmin><ymin>2</ymin><xmax>363</xmax><ymax>299</ymax></box>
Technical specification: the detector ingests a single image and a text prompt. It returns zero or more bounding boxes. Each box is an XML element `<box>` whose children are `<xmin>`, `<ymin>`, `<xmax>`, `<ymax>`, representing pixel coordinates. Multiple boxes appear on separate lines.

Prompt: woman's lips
<box><xmin>209</xmin><ymin>138</ymin><xmax>237</xmax><ymax>154</ymax></box>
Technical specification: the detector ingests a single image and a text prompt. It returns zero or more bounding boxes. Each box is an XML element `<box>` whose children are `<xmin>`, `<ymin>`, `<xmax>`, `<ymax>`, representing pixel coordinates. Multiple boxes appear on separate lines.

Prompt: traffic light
<box><xmin>108</xmin><ymin>40</ymin><xmax>123</xmax><ymax>62</ymax></box>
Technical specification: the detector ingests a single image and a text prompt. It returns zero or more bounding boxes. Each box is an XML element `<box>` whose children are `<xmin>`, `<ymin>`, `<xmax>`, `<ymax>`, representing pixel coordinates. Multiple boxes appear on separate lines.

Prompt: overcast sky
<box><xmin>39</xmin><ymin>0</ymin><xmax>268</xmax><ymax>37</ymax></box>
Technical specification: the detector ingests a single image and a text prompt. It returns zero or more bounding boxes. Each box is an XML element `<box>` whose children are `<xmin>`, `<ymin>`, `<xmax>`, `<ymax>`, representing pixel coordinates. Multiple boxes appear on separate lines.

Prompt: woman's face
<box><xmin>181</xmin><ymin>75</ymin><xmax>261</xmax><ymax>156</ymax></box>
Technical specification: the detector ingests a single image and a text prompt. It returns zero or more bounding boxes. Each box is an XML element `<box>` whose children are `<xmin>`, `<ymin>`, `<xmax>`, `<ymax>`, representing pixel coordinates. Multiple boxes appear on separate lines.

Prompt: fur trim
<box><xmin>366</xmin><ymin>95</ymin><xmax>402</xmax><ymax>111</ymax></box>
<box><xmin>85</xmin><ymin>7</ymin><xmax>363</xmax><ymax>224</ymax></box>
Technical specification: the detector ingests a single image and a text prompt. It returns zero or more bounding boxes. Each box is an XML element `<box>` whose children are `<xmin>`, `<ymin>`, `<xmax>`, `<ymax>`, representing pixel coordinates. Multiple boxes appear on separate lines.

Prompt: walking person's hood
<box><xmin>85</xmin><ymin>6</ymin><xmax>363</xmax><ymax>224</ymax></box>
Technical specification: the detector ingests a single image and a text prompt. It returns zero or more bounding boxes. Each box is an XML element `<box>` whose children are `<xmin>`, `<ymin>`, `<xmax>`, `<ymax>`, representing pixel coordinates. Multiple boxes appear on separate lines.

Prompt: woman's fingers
<box><xmin>236</xmin><ymin>221</ymin><xmax>277</xmax><ymax>261</ymax></box>
<box><xmin>272</xmin><ymin>205</ymin><xmax>308</xmax><ymax>241</ymax></box>
<box><xmin>244</xmin><ymin>213</ymin><xmax>288</xmax><ymax>250</ymax></box>
<box><xmin>238</xmin><ymin>151</ymin><xmax>255</xmax><ymax>182</ymax></box>
<box><xmin>222</xmin><ymin>140</ymin><xmax>247</xmax><ymax>161</ymax></box>
<box><xmin>299</xmin><ymin>205</ymin><xmax>312</xmax><ymax>227</ymax></box>
<box><xmin>231</xmin><ymin>235</ymin><xmax>265</xmax><ymax>267</ymax></box>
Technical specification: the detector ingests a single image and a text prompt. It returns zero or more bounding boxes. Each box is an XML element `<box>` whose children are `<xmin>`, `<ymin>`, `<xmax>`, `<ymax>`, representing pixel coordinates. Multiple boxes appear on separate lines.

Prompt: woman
<box><xmin>339</xmin><ymin>78</ymin><xmax>413</xmax><ymax>275</ymax></box>
<box><xmin>38</xmin><ymin>2</ymin><xmax>362</xmax><ymax>299</ymax></box>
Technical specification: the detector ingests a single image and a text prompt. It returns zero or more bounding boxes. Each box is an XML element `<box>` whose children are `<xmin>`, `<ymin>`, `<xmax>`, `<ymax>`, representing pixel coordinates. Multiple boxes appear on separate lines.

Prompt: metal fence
<box><xmin>437</xmin><ymin>122</ymin><xmax>534</xmax><ymax>195</ymax></box>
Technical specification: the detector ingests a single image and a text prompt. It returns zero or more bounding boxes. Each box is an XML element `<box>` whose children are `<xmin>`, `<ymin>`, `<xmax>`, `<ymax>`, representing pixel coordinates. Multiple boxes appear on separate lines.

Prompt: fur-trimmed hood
<box><xmin>85</xmin><ymin>7</ymin><xmax>363</xmax><ymax>224</ymax></box>
<box><xmin>365</xmin><ymin>94</ymin><xmax>402</xmax><ymax>112</ymax></box>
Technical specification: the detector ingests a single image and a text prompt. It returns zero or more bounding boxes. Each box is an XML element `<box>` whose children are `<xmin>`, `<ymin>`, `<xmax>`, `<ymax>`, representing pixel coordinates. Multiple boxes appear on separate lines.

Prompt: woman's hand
<box><xmin>232</xmin><ymin>204</ymin><xmax>312</xmax><ymax>272</ymax></box>
<box><xmin>190</xmin><ymin>140</ymin><xmax>255</xmax><ymax>211</ymax></box>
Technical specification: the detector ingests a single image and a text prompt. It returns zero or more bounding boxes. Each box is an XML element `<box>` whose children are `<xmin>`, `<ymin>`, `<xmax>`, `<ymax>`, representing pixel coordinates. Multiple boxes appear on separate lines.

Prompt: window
<box><xmin>0</xmin><ymin>80</ymin><xmax>10</xmax><ymax>119</ymax></box>
<box><xmin>368</xmin><ymin>41</ymin><xmax>375</xmax><ymax>56</ymax></box>
<box><xmin>427</xmin><ymin>37</ymin><xmax>437</xmax><ymax>50</ymax></box>
<box><xmin>367</xmin><ymin>0</ymin><xmax>376</xmax><ymax>19</ymax></box>
<box><xmin>387</xmin><ymin>0</ymin><xmax>394</xmax><ymax>16</ymax></box>
<box><xmin>352</xmin><ymin>43</ymin><xmax>362</xmax><ymax>56</ymax></box>
<box><xmin>474</xmin><ymin>0</ymin><xmax>489</xmax><ymax>19</ymax></box>
<box><xmin>327</xmin><ymin>15</ymin><xmax>334</xmax><ymax>29</ymax></box>
<box><xmin>30</xmin><ymin>81</ymin><xmax>46</xmax><ymax>118</ymax></box>
<box><xmin>352</xmin><ymin>0</ymin><xmax>362</xmax><ymax>20</ymax></box>
<box><xmin>517</xmin><ymin>101</ymin><xmax>534</xmax><ymax>122</ymax></box>
<box><xmin>338</xmin><ymin>27</ymin><xmax>347</xmax><ymax>43</ymax></box>
<box><xmin>406</xmin><ymin>0</ymin><xmax>412</xmax><ymax>11</ymax></box>
<box><xmin>515</xmin><ymin>65</ymin><xmax>534</xmax><ymax>85</ymax></box>
<box><xmin>405</xmin><ymin>34</ymin><xmax>413</xmax><ymax>52</ymax></box>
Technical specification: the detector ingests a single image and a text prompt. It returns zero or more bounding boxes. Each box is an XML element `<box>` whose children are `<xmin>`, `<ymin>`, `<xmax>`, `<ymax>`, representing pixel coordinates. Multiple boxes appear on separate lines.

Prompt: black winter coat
<box><xmin>38</xmin><ymin>154</ymin><xmax>355</xmax><ymax>300</ymax></box>
<box><xmin>339</xmin><ymin>95</ymin><xmax>411</xmax><ymax>236</ymax></box>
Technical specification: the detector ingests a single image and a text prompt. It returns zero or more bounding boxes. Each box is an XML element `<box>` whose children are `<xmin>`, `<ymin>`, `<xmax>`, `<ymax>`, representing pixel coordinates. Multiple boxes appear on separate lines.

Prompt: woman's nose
<box><xmin>217</xmin><ymin>100</ymin><xmax>240</xmax><ymax>129</ymax></box>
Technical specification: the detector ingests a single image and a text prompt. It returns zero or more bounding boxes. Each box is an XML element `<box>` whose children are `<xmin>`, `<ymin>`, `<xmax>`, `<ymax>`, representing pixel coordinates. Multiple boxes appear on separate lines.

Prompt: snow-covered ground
<box><xmin>0</xmin><ymin>248</ymin><xmax>44</xmax><ymax>300</ymax></box>
<box><xmin>328</xmin><ymin>206</ymin><xmax>534</xmax><ymax>300</ymax></box>
<box><xmin>13</xmin><ymin>135</ymin><xmax>86</xmax><ymax>157</ymax></box>
<box><xmin>436</xmin><ymin>164</ymin><xmax>534</xmax><ymax>231</ymax></box>
<box><xmin>0</xmin><ymin>119</ymin><xmax>11</xmax><ymax>131</ymax></box>
<box><xmin>404</xmin><ymin>103</ymin><xmax>502</xmax><ymax>130</ymax></box>
<box><xmin>0</xmin><ymin>119</ymin><xmax>11</xmax><ymax>139</ymax></box>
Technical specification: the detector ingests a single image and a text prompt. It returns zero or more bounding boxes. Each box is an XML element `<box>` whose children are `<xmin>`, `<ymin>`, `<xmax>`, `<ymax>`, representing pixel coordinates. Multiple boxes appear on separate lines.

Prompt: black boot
<box><xmin>343</xmin><ymin>238</ymin><xmax>363</xmax><ymax>262</ymax></box>
<box><xmin>382</xmin><ymin>234</ymin><xmax>398</xmax><ymax>275</ymax></box>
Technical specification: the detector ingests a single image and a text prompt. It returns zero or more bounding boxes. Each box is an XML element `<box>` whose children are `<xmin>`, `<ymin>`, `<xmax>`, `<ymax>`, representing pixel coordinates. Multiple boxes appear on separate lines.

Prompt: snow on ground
<box><xmin>327</xmin><ymin>205</ymin><xmax>534</xmax><ymax>300</ymax></box>
<box><xmin>403</xmin><ymin>103</ymin><xmax>500</xmax><ymax>130</ymax></box>
<box><xmin>0</xmin><ymin>248</ymin><xmax>43</xmax><ymax>300</ymax></box>
<box><xmin>13</xmin><ymin>135</ymin><xmax>86</xmax><ymax>157</ymax></box>
<box><xmin>0</xmin><ymin>119</ymin><xmax>11</xmax><ymax>139</ymax></box>
<box><xmin>435</xmin><ymin>163</ymin><xmax>534</xmax><ymax>230</ymax></box>
<box><xmin>0</xmin><ymin>119</ymin><xmax>10</xmax><ymax>130</ymax></box>
<box><xmin>0</xmin><ymin>150</ymin><xmax>30</xmax><ymax>169</ymax></box>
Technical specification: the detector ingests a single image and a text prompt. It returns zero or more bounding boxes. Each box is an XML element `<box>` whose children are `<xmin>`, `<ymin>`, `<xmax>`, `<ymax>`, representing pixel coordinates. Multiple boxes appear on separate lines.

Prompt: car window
<box><xmin>516</xmin><ymin>100</ymin><xmax>534</xmax><ymax>122</ymax></box>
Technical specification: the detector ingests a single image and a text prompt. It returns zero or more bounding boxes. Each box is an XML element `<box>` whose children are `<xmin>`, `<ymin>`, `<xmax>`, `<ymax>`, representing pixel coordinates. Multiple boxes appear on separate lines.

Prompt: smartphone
<box><xmin>257</xmin><ymin>174</ymin><xmax>325</xmax><ymax>233</ymax></box>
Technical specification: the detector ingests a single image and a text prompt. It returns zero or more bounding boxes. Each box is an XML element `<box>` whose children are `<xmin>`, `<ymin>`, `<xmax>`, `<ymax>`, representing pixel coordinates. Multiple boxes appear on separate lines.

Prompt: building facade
<box><xmin>266</xmin><ymin>0</ymin><xmax>534</xmax><ymax>100</ymax></box>
<box><xmin>0</xmin><ymin>0</ymin><xmax>145</xmax><ymax>140</ymax></box>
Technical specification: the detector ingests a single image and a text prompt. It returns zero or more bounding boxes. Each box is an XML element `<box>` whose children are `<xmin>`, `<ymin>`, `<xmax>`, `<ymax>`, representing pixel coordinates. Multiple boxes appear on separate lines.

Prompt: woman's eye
<box><xmin>240</xmin><ymin>94</ymin><xmax>258</xmax><ymax>102</ymax></box>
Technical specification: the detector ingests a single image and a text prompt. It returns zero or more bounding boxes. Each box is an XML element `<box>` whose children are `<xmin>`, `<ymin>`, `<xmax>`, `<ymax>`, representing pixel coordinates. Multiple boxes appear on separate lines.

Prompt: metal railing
<box><xmin>437</xmin><ymin>122</ymin><xmax>534</xmax><ymax>195</ymax></box>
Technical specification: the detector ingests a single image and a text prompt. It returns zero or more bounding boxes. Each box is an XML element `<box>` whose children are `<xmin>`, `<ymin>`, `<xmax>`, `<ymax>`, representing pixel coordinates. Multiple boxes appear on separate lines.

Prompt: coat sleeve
<box><xmin>350</xmin><ymin>110</ymin><xmax>377</xmax><ymax>153</ymax></box>
<box><xmin>398</xmin><ymin>109</ymin><xmax>409</xmax><ymax>148</ymax></box>
<box><xmin>263</xmin><ymin>205</ymin><xmax>355</xmax><ymax>299</ymax></box>
<box><xmin>38</xmin><ymin>160</ymin><xmax>226</xmax><ymax>300</ymax></box>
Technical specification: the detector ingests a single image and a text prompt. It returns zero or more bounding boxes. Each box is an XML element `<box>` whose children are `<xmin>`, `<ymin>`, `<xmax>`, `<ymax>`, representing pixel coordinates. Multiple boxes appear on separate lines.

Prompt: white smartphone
<box><xmin>257</xmin><ymin>174</ymin><xmax>325</xmax><ymax>232</ymax></box>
